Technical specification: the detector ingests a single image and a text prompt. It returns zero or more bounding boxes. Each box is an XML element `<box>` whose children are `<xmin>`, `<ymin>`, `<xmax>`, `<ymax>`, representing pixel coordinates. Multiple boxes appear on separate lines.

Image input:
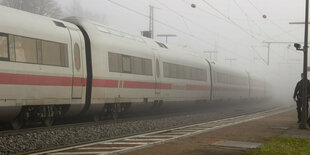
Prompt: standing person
<box><xmin>293</xmin><ymin>73</ymin><xmax>310</xmax><ymax>123</ymax></box>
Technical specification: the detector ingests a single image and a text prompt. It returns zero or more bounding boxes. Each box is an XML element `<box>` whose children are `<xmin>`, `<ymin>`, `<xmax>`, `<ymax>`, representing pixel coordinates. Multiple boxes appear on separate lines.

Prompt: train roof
<box><xmin>65</xmin><ymin>17</ymin><xmax>208</xmax><ymax>68</ymax></box>
<box><xmin>0</xmin><ymin>5</ymin><xmax>78</xmax><ymax>44</ymax></box>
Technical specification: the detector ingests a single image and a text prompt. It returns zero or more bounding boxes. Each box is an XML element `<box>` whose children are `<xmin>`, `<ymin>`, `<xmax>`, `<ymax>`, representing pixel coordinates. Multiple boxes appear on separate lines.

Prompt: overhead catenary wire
<box><xmin>154</xmin><ymin>0</ymin><xmax>192</xmax><ymax>34</ymax></box>
<box><xmin>106</xmin><ymin>0</ymin><xmax>213</xmax><ymax>46</ymax></box>
<box><xmin>246</xmin><ymin>0</ymin><xmax>299</xmax><ymax>40</ymax></box>
<box><xmin>247</xmin><ymin>0</ymin><xmax>264</xmax><ymax>15</ymax></box>
<box><xmin>181</xmin><ymin>0</ymin><xmax>226</xmax><ymax>22</ymax></box>
<box><xmin>155</xmin><ymin>0</ymin><xmax>250</xmax><ymax>48</ymax></box>
<box><xmin>232</xmin><ymin>0</ymin><xmax>274</xmax><ymax>41</ymax></box>
<box><xmin>271</xmin><ymin>26</ymin><xmax>303</xmax><ymax>39</ymax></box>
<box><xmin>106</xmin><ymin>0</ymin><xmax>253</xmax><ymax>62</ymax></box>
<box><xmin>154</xmin><ymin>0</ymin><xmax>263</xmax><ymax>60</ymax></box>
<box><xmin>243</xmin><ymin>0</ymin><xmax>301</xmax><ymax>62</ymax></box>
<box><xmin>200</xmin><ymin>0</ymin><xmax>261</xmax><ymax>42</ymax></box>
<box><xmin>251</xmin><ymin>46</ymin><xmax>267</xmax><ymax>64</ymax></box>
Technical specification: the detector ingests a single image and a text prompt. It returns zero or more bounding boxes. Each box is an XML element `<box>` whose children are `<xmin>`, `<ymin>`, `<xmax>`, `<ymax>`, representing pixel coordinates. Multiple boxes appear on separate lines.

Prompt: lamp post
<box><xmin>300</xmin><ymin>0</ymin><xmax>309</xmax><ymax>129</ymax></box>
<box><xmin>294</xmin><ymin>0</ymin><xmax>310</xmax><ymax>129</ymax></box>
<box><xmin>289</xmin><ymin>1</ymin><xmax>310</xmax><ymax>129</ymax></box>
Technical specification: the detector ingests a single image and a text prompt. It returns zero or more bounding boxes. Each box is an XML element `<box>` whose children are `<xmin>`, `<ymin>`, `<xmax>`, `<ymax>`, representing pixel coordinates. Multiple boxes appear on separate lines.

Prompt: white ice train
<box><xmin>0</xmin><ymin>5</ymin><xmax>270</xmax><ymax>129</ymax></box>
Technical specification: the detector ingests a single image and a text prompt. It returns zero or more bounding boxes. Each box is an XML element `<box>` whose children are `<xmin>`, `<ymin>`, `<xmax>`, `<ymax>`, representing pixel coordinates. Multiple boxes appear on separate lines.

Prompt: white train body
<box><xmin>211</xmin><ymin>64</ymin><xmax>250</xmax><ymax>101</ymax></box>
<box><xmin>0</xmin><ymin>6</ymin><xmax>88</xmax><ymax>120</ymax></box>
<box><xmin>0</xmin><ymin>6</ymin><xmax>270</xmax><ymax>124</ymax></box>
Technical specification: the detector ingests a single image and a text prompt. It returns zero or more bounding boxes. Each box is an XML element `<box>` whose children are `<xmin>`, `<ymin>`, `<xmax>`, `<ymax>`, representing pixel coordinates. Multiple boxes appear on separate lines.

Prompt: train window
<box><xmin>144</xmin><ymin>59</ymin><xmax>153</xmax><ymax>75</ymax></box>
<box><xmin>162</xmin><ymin>62</ymin><xmax>206</xmax><ymax>81</ymax></box>
<box><xmin>132</xmin><ymin>57</ymin><xmax>143</xmax><ymax>75</ymax></box>
<box><xmin>60</xmin><ymin>44</ymin><xmax>68</xmax><ymax>67</ymax></box>
<box><xmin>42</xmin><ymin>41</ymin><xmax>62</xmax><ymax>66</ymax></box>
<box><xmin>108</xmin><ymin>52</ymin><xmax>152</xmax><ymax>75</ymax></box>
<box><xmin>170</xmin><ymin>64</ymin><xmax>177</xmax><ymax>78</ymax></box>
<box><xmin>202</xmin><ymin>70</ymin><xmax>208</xmax><ymax>81</ymax></box>
<box><xmin>185</xmin><ymin>66</ymin><xmax>191</xmax><ymax>79</ymax></box>
<box><xmin>190</xmin><ymin>68</ymin><xmax>195</xmax><ymax>80</ymax></box>
<box><xmin>0</xmin><ymin>34</ymin><xmax>9</xmax><ymax>60</ymax></box>
<box><xmin>122</xmin><ymin>55</ymin><xmax>131</xmax><ymax>73</ymax></box>
<box><xmin>195</xmin><ymin>69</ymin><xmax>199</xmax><ymax>80</ymax></box>
<box><xmin>36</xmin><ymin>40</ymin><xmax>42</xmax><ymax>64</ymax></box>
<box><xmin>197</xmin><ymin>69</ymin><xmax>202</xmax><ymax>81</ymax></box>
<box><xmin>163</xmin><ymin>62</ymin><xmax>169</xmax><ymax>77</ymax></box>
<box><xmin>176</xmin><ymin>65</ymin><xmax>183</xmax><ymax>79</ymax></box>
<box><xmin>183</xmin><ymin>67</ymin><xmax>188</xmax><ymax>79</ymax></box>
<box><xmin>15</xmin><ymin>36</ymin><xmax>37</xmax><ymax>63</ymax></box>
<box><xmin>9</xmin><ymin>35</ymin><xmax>15</xmax><ymax>61</ymax></box>
<box><xmin>108</xmin><ymin>52</ymin><xmax>122</xmax><ymax>72</ymax></box>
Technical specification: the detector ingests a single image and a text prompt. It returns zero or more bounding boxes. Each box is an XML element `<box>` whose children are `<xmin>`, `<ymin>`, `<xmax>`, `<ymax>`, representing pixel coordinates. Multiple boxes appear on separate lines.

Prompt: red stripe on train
<box><xmin>73</xmin><ymin>77</ymin><xmax>87</xmax><ymax>86</ymax></box>
<box><xmin>0</xmin><ymin>73</ymin><xmax>74</xmax><ymax>86</ymax></box>
<box><xmin>123</xmin><ymin>81</ymin><xmax>172</xmax><ymax>89</ymax></box>
<box><xmin>124</xmin><ymin>81</ymin><xmax>155</xmax><ymax>89</ymax></box>
<box><xmin>0</xmin><ymin>73</ymin><xmax>209</xmax><ymax>91</ymax></box>
<box><xmin>92</xmin><ymin>79</ymin><xmax>118</xmax><ymax>88</ymax></box>
<box><xmin>156</xmin><ymin>83</ymin><xmax>172</xmax><ymax>89</ymax></box>
<box><xmin>186</xmin><ymin>85</ymin><xmax>209</xmax><ymax>91</ymax></box>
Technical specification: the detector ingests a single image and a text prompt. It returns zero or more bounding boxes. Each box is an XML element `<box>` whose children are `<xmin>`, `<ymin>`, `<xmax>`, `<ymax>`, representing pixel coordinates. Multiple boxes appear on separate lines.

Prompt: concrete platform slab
<box><xmin>270</xmin><ymin>127</ymin><xmax>289</xmax><ymax>130</ymax></box>
<box><xmin>212</xmin><ymin>140</ymin><xmax>261</xmax><ymax>149</ymax></box>
<box><xmin>282</xmin><ymin>128</ymin><xmax>310</xmax><ymax>138</ymax></box>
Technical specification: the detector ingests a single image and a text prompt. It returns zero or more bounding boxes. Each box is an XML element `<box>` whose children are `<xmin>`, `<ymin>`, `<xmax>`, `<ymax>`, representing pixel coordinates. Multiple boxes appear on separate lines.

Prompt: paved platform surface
<box><xmin>124</xmin><ymin>108</ymin><xmax>310</xmax><ymax>155</ymax></box>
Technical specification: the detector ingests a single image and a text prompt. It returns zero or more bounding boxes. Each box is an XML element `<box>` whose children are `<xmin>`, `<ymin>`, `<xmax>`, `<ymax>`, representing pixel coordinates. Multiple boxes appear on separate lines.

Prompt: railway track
<box><xmin>33</xmin><ymin>105</ymin><xmax>292</xmax><ymax>155</ymax></box>
<box><xmin>0</xmin><ymin>101</ymin><xmax>285</xmax><ymax>155</ymax></box>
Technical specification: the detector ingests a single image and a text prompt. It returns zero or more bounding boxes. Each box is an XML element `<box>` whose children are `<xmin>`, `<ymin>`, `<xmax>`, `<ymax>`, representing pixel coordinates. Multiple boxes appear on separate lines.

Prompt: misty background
<box><xmin>0</xmin><ymin>0</ymin><xmax>306</xmax><ymax>104</ymax></box>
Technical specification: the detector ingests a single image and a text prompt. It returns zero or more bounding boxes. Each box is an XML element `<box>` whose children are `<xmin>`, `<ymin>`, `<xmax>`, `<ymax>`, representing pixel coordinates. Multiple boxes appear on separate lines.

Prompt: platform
<box><xmin>124</xmin><ymin>109</ymin><xmax>310</xmax><ymax>155</ymax></box>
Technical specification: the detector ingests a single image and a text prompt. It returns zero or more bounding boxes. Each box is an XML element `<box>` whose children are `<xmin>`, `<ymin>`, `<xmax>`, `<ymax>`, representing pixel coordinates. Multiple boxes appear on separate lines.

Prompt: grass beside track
<box><xmin>247</xmin><ymin>137</ymin><xmax>310</xmax><ymax>155</ymax></box>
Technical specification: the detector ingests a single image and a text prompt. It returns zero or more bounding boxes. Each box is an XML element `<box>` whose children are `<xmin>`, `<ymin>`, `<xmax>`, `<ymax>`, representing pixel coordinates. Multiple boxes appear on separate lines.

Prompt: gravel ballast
<box><xmin>0</xmin><ymin>100</ymin><xmax>282</xmax><ymax>155</ymax></box>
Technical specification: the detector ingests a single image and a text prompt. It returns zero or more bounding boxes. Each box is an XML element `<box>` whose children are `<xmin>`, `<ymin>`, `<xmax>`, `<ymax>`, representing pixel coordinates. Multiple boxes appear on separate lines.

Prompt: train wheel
<box><xmin>11</xmin><ymin>118</ymin><xmax>23</xmax><ymax>130</ymax></box>
<box><xmin>43</xmin><ymin>117</ymin><xmax>54</xmax><ymax>127</ymax></box>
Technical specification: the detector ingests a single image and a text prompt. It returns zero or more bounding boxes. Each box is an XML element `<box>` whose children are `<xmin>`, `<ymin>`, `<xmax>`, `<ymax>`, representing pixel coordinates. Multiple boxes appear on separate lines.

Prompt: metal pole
<box><xmin>149</xmin><ymin>6</ymin><xmax>154</xmax><ymax>39</ymax></box>
<box><xmin>300</xmin><ymin>0</ymin><xmax>309</xmax><ymax>129</ymax></box>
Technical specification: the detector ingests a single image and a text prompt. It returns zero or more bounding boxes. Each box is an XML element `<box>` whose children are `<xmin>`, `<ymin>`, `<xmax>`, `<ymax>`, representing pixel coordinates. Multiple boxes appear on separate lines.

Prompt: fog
<box><xmin>53</xmin><ymin>0</ymin><xmax>307</xmax><ymax>104</ymax></box>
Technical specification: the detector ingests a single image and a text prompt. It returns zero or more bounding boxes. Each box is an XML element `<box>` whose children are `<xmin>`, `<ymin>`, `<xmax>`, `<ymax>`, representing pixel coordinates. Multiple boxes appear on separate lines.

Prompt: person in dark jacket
<box><xmin>293</xmin><ymin>73</ymin><xmax>310</xmax><ymax>123</ymax></box>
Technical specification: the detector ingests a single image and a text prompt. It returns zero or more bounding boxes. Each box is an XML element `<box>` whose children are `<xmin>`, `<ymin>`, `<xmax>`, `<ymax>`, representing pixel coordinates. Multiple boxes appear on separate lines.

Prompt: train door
<box><xmin>69</xmin><ymin>28</ymin><xmax>84</xmax><ymax>99</ymax></box>
<box><xmin>206</xmin><ymin>59</ymin><xmax>213</xmax><ymax>101</ymax></box>
<box><xmin>155</xmin><ymin>56</ymin><xmax>161</xmax><ymax>100</ymax></box>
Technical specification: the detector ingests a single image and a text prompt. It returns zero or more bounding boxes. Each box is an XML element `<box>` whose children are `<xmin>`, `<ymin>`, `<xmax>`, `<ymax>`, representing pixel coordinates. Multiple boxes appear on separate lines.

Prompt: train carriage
<box><xmin>0</xmin><ymin>5</ymin><xmax>270</xmax><ymax>129</ymax></box>
<box><xmin>211</xmin><ymin>64</ymin><xmax>250</xmax><ymax>101</ymax></box>
<box><xmin>0</xmin><ymin>5</ymin><xmax>87</xmax><ymax>128</ymax></box>
<box><xmin>66</xmin><ymin>17</ymin><xmax>212</xmax><ymax>116</ymax></box>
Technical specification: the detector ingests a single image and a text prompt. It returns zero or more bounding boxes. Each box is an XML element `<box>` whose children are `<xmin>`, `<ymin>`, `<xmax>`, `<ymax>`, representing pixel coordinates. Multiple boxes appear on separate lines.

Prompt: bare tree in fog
<box><xmin>0</xmin><ymin>0</ymin><xmax>62</xmax><ymax>18</ymax></box>
<box><xmin>65</xmin><ymin>0</ymin><xmax>105</xmax><ymax>23</ymax></box>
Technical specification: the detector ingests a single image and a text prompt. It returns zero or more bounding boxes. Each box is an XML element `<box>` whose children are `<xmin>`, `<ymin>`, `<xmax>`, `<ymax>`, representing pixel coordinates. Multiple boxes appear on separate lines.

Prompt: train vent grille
<box><xmin>53</xmin><ymin>21</ymin><xmax>66</xmax><ymax>28</ymax></box>
<box><xmin>155</xmin><ymin>41</ymin><xmax>168</xmax><ymax>49</ymax></box>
